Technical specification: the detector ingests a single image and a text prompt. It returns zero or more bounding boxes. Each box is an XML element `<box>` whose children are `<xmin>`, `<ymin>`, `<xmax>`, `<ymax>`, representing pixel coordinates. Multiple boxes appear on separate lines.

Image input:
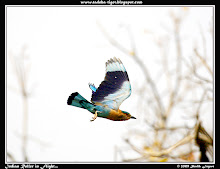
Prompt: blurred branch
<box><xmin>169</xmin><ymin>150</ymin><xmax>196</xmax><ymax>162</ymax></box>
<box><xmin>199</xmin><ymin>24</ymin><xmax>207</xmax><ymax>61</ymax></box>
<box><xmin>8</xmin><ymin>46</ymin><xmax>31</xmax><ymax>162</ymax></box>
<box><xmin>7</xmin><ymin>152</ymin><xmax>16</xmax><ymax>162</ymax></box>
<box><xmin>165</xmin><ymin>12</ymin><xmax>183</xmax><ymax>119</ymax></box>
<box><xmin>125</xmin><ymin>130</ymin><xmax>195</xmax><ymax>158</ymax></box>
<box><xmin>195</xmin><ymin>89</ymin><xmax>208</xmax><ymax>121</ymax></box>
<box><xmin>14</xmin><ymin>130</ymin><xmax>51</xmax><ymax>148</ymax></box>
<box><xmin>154</xmin><ymin>125</ymin><xmax>193</xmax><ymax>131</ymax></box>
<box><xmin>123</xmin><ymin>156</ymin><xmax>148</xmax><ymax>162</ymax></box>
<box><xmin>7</xmin><ymin>84</ymin><xmax>20</xmax><ymax>95</ymax></box>
<box><xmin>194</xmin><ymin>48</ymin><xmax>213</xmax><ymax>76</ymax></box>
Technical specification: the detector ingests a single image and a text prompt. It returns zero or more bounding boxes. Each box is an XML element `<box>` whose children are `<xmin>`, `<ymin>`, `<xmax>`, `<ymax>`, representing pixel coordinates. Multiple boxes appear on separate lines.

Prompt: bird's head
<box><xmin>121</xmin><ymin>110</ymin><xmax>136</xmax><ymax>120</ymax></box>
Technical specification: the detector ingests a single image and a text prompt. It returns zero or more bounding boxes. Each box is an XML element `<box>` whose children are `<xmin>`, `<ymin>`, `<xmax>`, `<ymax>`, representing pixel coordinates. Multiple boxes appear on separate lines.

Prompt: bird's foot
<box><xmin>90</xmin><ymin>111</ymin><xmax>98</xmax><ymax>122</ymax></box>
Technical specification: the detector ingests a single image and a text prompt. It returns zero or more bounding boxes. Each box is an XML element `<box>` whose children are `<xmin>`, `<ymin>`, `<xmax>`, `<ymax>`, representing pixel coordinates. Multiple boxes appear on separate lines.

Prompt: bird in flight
<box><xmin>67</xmin><ymin>57</ymin><xmax>136</xmax><ymax>121</ymax></box>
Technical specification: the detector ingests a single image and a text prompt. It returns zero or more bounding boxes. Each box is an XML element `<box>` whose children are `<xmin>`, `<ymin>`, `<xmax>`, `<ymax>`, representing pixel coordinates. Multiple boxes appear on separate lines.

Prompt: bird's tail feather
<box><xmin>67</xmin><ymin>92</ymin><xmax>95</xmax><ymax>111</ymax></box>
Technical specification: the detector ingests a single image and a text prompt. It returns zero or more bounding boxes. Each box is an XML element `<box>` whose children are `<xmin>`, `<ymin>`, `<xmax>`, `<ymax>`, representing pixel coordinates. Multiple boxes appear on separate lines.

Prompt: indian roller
<box><xmin>67</xmin><ymin>57</ymin><xmax>136</xmax><ymax>121</ymax></box>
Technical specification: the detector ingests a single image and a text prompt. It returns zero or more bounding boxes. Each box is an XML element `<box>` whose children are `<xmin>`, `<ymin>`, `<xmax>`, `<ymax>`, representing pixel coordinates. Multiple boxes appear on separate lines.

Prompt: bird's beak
<box><xmin>130</xmin><ymin>116</ymin><xmax>136</xmax><ymax>119</ymax></box>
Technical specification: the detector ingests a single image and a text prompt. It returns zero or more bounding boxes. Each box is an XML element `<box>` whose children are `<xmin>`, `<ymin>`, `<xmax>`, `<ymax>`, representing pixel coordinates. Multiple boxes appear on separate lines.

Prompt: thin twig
<box><xmin>9</xmin><ymin>48</ymin><xmax>30</xmax><ymax>162</ymax></box>
<box><xmin>7</xmin><ymin>152</ymin><xmax>16</xmax><ymax>162</ymax></box>
<box><xmin>194</xmin><ymin>48</ymin><xmax>213</xmax><ymax>76</ymax></box>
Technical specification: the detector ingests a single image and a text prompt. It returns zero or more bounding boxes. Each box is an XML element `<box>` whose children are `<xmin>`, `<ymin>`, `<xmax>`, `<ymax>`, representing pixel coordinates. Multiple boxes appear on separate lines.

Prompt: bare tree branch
<box><xmin>194</xmin><ymin>48</ymin><xmax>213</xmax><ymax>76</ymax></box>
<box><xmin>7</xmin><ymin>152</ymin><xmax>16</xmax><ymax>162</ymax></box>
<box><xmin>8</xmin><ymin>46</ymin><xmax>30</xmax><ymax>162</ymax></box>
<box><xmin>125</xmin><ymin>131</ymin><xmax>195</xmax><ymax>158</ymax></box>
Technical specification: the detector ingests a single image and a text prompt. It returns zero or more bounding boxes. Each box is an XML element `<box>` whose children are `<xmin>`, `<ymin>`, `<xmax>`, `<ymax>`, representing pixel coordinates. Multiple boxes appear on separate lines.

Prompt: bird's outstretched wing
<box><xmin>91</xmin><ymin>57</ymin><xmax>131</xmax><ymax>110</ymax></box>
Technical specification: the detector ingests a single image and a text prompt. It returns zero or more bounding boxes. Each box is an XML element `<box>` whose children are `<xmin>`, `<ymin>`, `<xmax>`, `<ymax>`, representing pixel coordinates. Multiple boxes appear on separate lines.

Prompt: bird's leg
<box><xmin>90</xmin><ymin>111</ymin><xmax>98</xmax><ymax>122</ymax></box>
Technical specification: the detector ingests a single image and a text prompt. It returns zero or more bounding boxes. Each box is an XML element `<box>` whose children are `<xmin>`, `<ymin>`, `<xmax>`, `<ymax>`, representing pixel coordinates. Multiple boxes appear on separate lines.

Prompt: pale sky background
<box><xmin>6</xmin><ymin>6</ymin><xmax>214</xmax><ymax>162</ymax></box>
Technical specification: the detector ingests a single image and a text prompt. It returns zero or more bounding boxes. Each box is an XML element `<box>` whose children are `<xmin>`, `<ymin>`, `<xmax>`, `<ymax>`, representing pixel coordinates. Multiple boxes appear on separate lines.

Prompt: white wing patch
<box><xmin>106</xmin><ymin>57</ymin><xmax>126</xmax><ymax>72</ymax></box>
<box><xmin>100</xmin><ymin>81</ymin><xmax>131</xmax><ymax>110</ymax></box>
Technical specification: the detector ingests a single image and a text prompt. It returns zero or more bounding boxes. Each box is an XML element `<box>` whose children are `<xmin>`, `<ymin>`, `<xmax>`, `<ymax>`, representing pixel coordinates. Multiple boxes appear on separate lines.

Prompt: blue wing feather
<box><xmin>91</xmin><ymin>57</ymin><xmax>131</xmax><ymax>110</ymax></box>
<box><xmin>89</xmin><ymin>83</ymin><xmax>97</xmax><ymax>94</ymax></box>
